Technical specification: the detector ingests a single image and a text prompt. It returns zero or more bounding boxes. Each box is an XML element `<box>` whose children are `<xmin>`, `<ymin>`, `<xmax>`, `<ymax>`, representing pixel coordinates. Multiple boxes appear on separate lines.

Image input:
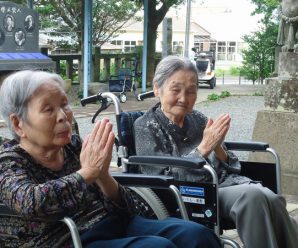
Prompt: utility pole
<box><xmin>184</xmin><ymin>0</ymin><xmax>191</xmax><ymax>58</ymax></box>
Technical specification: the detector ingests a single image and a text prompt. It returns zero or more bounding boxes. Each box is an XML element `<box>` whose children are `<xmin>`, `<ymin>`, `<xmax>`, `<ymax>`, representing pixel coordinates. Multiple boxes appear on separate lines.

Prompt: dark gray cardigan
<box><xmin>134</xmin><ymin>103</ymin><xmax>251</xmax><ymax>187</ymax></box>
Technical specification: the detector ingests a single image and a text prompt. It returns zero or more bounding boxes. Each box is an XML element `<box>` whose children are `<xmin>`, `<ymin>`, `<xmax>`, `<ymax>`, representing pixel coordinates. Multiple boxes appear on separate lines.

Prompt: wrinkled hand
<box><xmin>198</xmin><ymin>114</ymin><xmax>230</xmax><ymax>158</ymax></box>
<box><xmin>79</xmin><ymin>118</ymin><xmax>115</xmax><ymax>184</ymax></box>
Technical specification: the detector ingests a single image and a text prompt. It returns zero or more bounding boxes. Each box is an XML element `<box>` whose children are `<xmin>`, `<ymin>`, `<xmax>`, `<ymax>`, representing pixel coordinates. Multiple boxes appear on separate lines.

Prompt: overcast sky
<box><xmin>169</xmin><ymin>0</ymin><xmax>263</xmax><ymax>41</ymax></box>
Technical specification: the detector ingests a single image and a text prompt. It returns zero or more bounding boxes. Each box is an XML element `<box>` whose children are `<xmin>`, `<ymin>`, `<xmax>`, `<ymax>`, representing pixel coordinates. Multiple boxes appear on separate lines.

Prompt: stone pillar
<box><xmin>250</xmin><ymin>52</ymin><xmax>298</xmax><ymax>195</ymax></box>
<box><xmin>66</xmin><ymin>60</ymin><xmax>73</xmax><ymax>80</ymax></box>
<box><xmin>93</xmin><ymin>46</ymin><xmax>100</xmax><ymax>82</ymax></box>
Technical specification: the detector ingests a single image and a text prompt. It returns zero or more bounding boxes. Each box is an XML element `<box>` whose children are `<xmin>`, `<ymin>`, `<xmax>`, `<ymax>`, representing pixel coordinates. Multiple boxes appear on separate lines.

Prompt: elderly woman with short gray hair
<box><xmin>0</xmin><ymin>70</ymin><xmax>221</xmax><ymax>248</ymax></box>
<box><xmin>134</xmin><ymin>55</ymin><xmax>298</xmax><ymax>248</ymax></box>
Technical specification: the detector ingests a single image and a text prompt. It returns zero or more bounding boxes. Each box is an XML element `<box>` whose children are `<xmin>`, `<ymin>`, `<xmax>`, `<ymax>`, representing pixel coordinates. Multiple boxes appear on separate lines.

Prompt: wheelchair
<box><xmin>108</xmin><ymin>58</ymin><xmax>141</xmax><ymax>103</ymax></box>
<box><xmin>0</xmin><ymin>91</ymin><xmax>281</xmax><ymax>248</ymax></box>
<box><xmin>80</xmin><ymin>91</ymin><xmax>282</xmax><ymax>247</ymax></box>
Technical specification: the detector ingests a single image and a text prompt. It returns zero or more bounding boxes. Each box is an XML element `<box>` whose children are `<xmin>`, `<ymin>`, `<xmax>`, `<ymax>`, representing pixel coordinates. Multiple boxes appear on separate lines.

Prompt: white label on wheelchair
<box><xmin>182</xmin><ymin>196</ymin><xmax>205</xmax><ymax>205</ymax></box>
<box><xmin>179</xmin><ymin>186</ymin><xmax>205</xmax><ymax>197</ymax></box>
<box><xmin>191</xmin><ymin>213</ymin><xmax>205</xmax><ymax>218</ymax></box>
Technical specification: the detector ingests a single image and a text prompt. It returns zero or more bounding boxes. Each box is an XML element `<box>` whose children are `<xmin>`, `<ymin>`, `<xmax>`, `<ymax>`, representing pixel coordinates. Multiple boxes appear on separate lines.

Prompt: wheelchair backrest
<box><xmin>118</xmin><ymin>68</ymin><xmax>133</xmax><ymax>80</ymax></box>
<box><xmin>119</xmin><ymin>111</ymin><xmax>144</xmax><ymax>157</ymax></box>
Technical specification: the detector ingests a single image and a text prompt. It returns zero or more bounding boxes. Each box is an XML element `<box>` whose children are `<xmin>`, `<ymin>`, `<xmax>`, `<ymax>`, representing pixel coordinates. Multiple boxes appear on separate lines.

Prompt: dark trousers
<box><xmin>80</xmin><ymin>215</ymin><xmax>221</xmax><ymax>248</ymax></box>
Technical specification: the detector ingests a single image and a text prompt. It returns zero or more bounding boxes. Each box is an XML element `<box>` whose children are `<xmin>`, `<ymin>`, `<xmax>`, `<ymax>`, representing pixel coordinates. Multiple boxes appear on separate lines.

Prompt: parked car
<box><xmin>196</xmin><ymin>51</ymin><xmax>216</xmax><ymax>89</ymax></box>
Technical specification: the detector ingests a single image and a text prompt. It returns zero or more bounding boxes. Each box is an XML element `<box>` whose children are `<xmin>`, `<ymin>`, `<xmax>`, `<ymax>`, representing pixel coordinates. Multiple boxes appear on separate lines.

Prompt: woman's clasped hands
<box><xmin>198</xmin><ymin>114</ymin><xmax>231</xmax><ymax>158</ymax></box>
<box><xmin>78</xmin><ymin>118</ymin><xmax>115</xmax><ymax>184</ymax></box>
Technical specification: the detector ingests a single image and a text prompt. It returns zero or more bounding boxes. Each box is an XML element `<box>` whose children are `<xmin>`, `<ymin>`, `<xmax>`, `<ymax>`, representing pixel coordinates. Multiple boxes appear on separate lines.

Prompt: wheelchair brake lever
<box><xmin>91</xmin><ymin>98</ymin><xmax>111</xmax><ymax>123</ymax></box>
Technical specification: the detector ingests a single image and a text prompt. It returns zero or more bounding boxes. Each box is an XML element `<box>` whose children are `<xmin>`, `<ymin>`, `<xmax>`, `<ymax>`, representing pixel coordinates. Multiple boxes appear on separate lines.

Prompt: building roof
<box><xmin>0</xmin><ymin>52</ymin><xmax>55</xmax><ymax>71</ymax></box>
<box><xmin>122</xmin><ymin>15</ymin><xmax>210</xmax><ymax>36</ymax></box>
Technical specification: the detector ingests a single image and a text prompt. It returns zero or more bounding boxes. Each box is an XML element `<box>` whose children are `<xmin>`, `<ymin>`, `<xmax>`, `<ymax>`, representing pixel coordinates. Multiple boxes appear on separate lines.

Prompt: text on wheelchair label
<box><xmin>182</xmin><ymin>196</ymin><xmax>205</xmax><ymax>205</ymax></box>
<box><xmin>179</xmin><ymin>186</ymin><xmax>205</xmax><ymax>197</ymax></box>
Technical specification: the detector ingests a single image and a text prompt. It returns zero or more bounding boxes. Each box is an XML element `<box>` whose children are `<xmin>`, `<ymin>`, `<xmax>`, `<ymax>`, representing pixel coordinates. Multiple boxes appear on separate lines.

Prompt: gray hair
<box><xmin>0</xmin><ymin>70</ymin><xmax>65</xmax><ymax>140</ymax></box>
<box><xmin>153</xmin><ymin>55</ymin><xmax>198</xmax><ymax>88</ymax></box>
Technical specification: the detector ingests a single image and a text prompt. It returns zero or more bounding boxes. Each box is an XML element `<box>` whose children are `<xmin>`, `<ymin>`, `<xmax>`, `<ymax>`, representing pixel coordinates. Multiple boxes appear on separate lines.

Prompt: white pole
<box><xmin>142</xmin><ymin>0</ymin><xmax>148</xmax><ymax>92</ymax></box>
<box><xmin>184</xmin><ymin>0</ymin><xmax>191</xmax><ymax>58</ymax></box>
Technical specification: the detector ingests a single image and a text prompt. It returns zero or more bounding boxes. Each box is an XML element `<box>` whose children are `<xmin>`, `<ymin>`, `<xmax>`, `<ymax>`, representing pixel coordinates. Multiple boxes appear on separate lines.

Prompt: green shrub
<box><xmin>207</xmin><ymin>93</ymin><xmax>220</xmax><ymax>101</ymax></box>
<box><xmin>215</xmin><ymin>68</ymin><xmax>225</xmax><ymax>77</ymax></box>
<box><xmin>229</xmin><ymin>66</ymin><xmax>240</xmax><ymax>76</ymax></box>
<box><xmin>253</xmin><ymin>91</ymin><xmax>264</xmax><ymax>96</ymax></box>
<box><xmin>207</xmin><ymin>91</ymin><xmax>231</xmax><ymax>101</ymax></box>
<box><xmin>220</xmin><ymin>91</ymin><xmax>231</xmax><ymax>98</ymax></box>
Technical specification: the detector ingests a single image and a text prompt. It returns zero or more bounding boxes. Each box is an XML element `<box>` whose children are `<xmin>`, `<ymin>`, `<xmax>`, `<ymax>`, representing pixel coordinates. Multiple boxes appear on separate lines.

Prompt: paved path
<box><xmin>71</xmin><ymin>84</ymin><xmax>266</xmax><ymax>119</ymax></box>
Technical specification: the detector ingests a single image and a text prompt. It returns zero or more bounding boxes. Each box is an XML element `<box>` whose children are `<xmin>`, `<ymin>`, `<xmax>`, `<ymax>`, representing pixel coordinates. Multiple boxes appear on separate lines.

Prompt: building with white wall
<box><xmin>111</xmin><ymin>15</ymin><xmax>213</xmax><ymax>56</ymax></box>
<box><xmin>111</xmin><ymin>0</ymin><xmax>262</xmax><ymax>70</ymax></box>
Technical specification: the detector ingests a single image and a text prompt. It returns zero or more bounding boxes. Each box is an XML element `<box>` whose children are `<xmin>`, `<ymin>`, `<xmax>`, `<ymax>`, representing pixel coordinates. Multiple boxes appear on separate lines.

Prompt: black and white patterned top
<box><xmin>134</xmin><ymin>103</ymin><xmax>251</xmax><ymax>187</ymax></box>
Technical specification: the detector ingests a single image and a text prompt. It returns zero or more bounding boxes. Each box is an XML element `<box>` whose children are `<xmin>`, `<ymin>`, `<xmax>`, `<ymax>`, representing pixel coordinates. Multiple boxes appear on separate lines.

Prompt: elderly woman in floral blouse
<box><xmin>134</xmin><ymin>56</ymin><xmax>298</xmax><ymax>248</ymax></box>
<box><xmin>0</xmin><ymin>70</ymin><xmax>221</xmax><ymax>248</ymax></box>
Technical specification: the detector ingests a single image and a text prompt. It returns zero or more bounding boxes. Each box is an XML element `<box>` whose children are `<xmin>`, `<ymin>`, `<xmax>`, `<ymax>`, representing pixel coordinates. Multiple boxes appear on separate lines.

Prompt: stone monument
<box><xmin>250</xmin><ymin>0</ymin><xmax>298</xmax><ymax>195</ymax></box>
<box><xmin>0</xmin><ymin>2</ymin><xmax>54</xmax><ymax>73</ymax></box>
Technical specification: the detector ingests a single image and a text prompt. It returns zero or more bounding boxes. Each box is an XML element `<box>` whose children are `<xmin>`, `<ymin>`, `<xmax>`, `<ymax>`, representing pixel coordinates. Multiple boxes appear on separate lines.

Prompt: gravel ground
<box><xmin>0</xmin><ymin>96</ymin><xmax>265</xmax><ymax>162</ymax></box>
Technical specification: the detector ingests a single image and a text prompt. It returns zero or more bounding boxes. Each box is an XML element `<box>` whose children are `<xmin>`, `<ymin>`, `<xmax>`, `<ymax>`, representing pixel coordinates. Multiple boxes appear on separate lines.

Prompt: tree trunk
<box><xmin>146</xmin><ymin>0</ymin><xmax>170</xmax><ymax>87</ymax></box>
<box><xmin>146</xmin><ymin>24</ymin><xmax>157</xmax><ymax>87</ymax></box>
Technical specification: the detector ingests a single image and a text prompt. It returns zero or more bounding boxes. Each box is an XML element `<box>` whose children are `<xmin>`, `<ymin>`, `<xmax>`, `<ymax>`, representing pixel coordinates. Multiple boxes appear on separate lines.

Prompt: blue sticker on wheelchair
<box><xmin>179</xmin><ymin>186</ymin><xmax>205</xmax><ymax>197</ymax></box>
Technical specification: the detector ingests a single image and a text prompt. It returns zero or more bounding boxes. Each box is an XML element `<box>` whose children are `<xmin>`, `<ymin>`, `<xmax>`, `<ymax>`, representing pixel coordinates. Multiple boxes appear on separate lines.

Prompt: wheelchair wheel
<box><xmin>119</xmin><ymin>93</ymin><xmax>127</xmax><ymax>103</ymax></box>
<box><xmin>129</xmin><ymin>187</ymin><xmax>169</xmax><ymax>220</ymax></box>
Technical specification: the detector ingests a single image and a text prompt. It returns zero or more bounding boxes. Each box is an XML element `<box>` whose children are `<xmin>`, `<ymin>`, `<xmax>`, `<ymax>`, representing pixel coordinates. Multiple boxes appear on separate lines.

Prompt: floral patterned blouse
<box><xmin>0</xmin><ymin>135</ymin><xmax>137</xmax><ymax>247</ymax></box>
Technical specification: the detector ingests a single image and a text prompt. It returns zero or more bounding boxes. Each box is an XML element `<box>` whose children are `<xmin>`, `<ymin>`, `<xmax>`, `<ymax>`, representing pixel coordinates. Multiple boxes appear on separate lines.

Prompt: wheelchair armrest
<box><xmin>224</xmin><ymin>141</ymin><xmax>269</xmax><ymax>151</ymax></box>
<box><xmin>128</xmin><ymin>156</ymin><xmax>206</xmax><ymax>169</ymax></box>
<box><xmin>0</xmin><ymin>203</ymin><xmax>83</xmax><ymax>248</ymax></box>
<box><xmin>112</xmin><ymin>173</ymin><xmax>174</xmax><ymax>188</ymax></box>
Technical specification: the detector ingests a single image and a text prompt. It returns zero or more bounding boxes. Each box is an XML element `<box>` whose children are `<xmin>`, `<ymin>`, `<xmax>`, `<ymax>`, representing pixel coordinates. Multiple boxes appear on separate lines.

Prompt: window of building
<box><xmin>124</xmin><ymin>40</ymin><xmax>136</xmax><ymax>52</ymax></box>
<box><xmin>217</xmin><ymin>41</ymin><xmax>226</xmax><ymax>60</ymax></box>
<box><xmin>173</xmin><ymin>41</ymin><xmax>184</xmax><ymax>55</ymax></box>
<box><xmin>111</xmin><ymin>40</ymin><xmax>122</xmax><ymax>46</ymax></box>
<box><xmin>227</xmin><ymin>41</ymin><xmax>236</xmax><ymax>61</ymax></box>
<box><xmin>210</xmin><ymin>42</ymin><xmax>216</xmax><ymax>52</ymax></box>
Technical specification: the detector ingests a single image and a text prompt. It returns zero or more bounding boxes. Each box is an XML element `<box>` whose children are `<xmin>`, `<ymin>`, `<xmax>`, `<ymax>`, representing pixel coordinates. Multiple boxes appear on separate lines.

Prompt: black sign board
<box><xmin>0</xmin><ymin>1</ymin><xmax>38</xmax><ymax>52</ymax></box>
<box><xmin>0</xmin><ymin>2</ymin><xmax>54</xmax><ymax>71</ymax></box>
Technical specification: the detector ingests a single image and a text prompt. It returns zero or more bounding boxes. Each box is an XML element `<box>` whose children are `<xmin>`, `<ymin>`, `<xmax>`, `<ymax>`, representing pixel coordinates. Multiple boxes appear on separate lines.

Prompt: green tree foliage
<box><xmin>251</xmin><ymin>0</ymin><xmax>279</xmax><ymax>25</ymax></box>
<box><xmin>16</xmin><ymin>1</ymin><xmax>185</xmax><ymax>86</ymax></box>
<box><xmin>240</xmin><ymin>0</ymin><xmax>280</xmax><ymax>84</ymax></box>
<box><xmin>17</xmin><ymin>0</ymin><xmax>141</xmax><ymax>49</ymax></box>
<box><xmin>241</xmin><ymin>24</ymin><xmax>278</xmax><ymax>84</ymax></box>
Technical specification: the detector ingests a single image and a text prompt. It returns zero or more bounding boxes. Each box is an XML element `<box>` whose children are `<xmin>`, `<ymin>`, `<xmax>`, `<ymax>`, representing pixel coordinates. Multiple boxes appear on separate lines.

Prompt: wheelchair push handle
<box><xmin>81</xmin><ymin>94</ymin><xmax>105</xmax><ymax>106</ymax></box>
<box><xmin>137</xmin><ymin>90</ymin><xmax>155</xmax><ymax>101</ymax></box>
<box><xmin>81</xmin><ymin>92</ymin><xmax>122</xmax><ymax>114</ymax></box>
<box><xmin>81</xmin><ymin>92</ymin><xmax>122</xmax><ymax>124</ymax></box>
